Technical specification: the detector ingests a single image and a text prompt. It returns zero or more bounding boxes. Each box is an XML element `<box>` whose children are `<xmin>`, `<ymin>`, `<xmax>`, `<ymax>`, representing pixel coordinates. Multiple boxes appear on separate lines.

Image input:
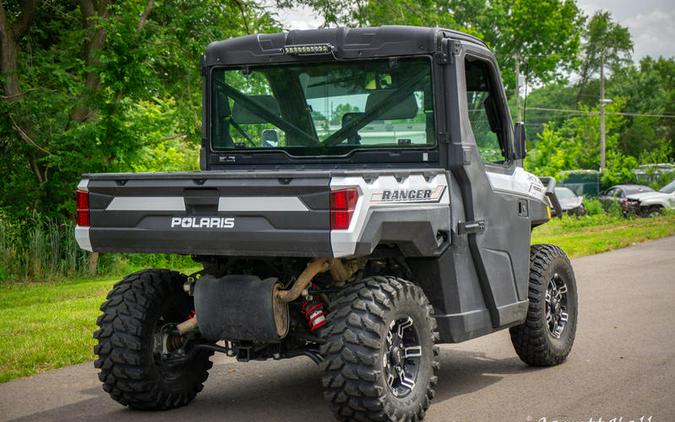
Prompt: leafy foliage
<box><xmin>0</xmin><ymin>0</ymin><xmax>279</xmax><ymax>221</ymax></box>
<box><xmin>451</xmin><ymin>0</ymin><xmax>585</xmax><ymax>89</ymax></box>
<box><xmin>525</xmin><ymin>55</ymin><xmax>674</xmax><ymax>186</ymax></box>
<box><xmin>582</xmin><ymin>198</ymin><xmax>604</xmax><ymax>216</ymax></box>
<box><xmin>0</xmin><ymin>0</ymin><xmax>278</xmax><ymax>281</ymax></box>
<box><xmin>525</xmin><ymin>98</ymin><xmax>643</xmax><ymax>187</ymax></box>
<box><xmin>288</xmin><ymin>0</ymin><xmax>585</xmax><ymax>90</ymax></box>
<box><xmin>577</xmin><ymin>10</ymin><xmax>633</xmax><ymax>98</ymax></box>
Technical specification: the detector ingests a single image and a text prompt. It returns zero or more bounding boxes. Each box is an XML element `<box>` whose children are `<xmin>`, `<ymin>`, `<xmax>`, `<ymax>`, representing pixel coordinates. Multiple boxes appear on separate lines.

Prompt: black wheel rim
<box><xmin>383</xmin><ymin>316</ymin><xmax>422</xmax><ymax>398</ymax></box>
<box><xmin>546</xmin><ymin>273</ymin><xmax>569</xmax><ymax>339</ymax></box>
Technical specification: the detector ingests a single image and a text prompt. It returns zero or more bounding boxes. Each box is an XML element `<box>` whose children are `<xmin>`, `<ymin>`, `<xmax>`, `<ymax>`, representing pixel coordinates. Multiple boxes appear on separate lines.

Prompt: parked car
<box><xmin>660</xmin><ymin>179</ymin><xmax>675</xmax><ymax>195</ymax></box>
<box><xmin>555</xmin><ymin>187</ymin><xmax>587</xmax><ymax>216</ymax></box>
<box><xmin>599</xmin><ymin>184</ymin><xmax>674</xmax><ymax>216</ymax></box>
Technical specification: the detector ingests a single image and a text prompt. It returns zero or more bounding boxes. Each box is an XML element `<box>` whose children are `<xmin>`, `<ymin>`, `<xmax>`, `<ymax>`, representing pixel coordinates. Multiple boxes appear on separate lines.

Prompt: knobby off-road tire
<box><xmin>510</xmin><ymin>245</ymin><xmax>578</xmax><ymax>366</ymax></box>
<box><xmin>94</xmin><ymin>269</ymin><xmax>213</xmax><ymax>410</ymax></box>
<box><xmin>321</xmin><ymin>276</ymin><xmax>440</xmax><ymax>422</ymax></box>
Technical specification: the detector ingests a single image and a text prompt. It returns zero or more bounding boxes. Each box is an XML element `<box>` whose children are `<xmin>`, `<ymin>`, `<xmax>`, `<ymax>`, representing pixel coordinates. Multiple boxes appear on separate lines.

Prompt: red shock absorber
<box><xmin>301</xmin><ymin>295</ymin><xmax>327</xmax><ymax>333</ymax></box>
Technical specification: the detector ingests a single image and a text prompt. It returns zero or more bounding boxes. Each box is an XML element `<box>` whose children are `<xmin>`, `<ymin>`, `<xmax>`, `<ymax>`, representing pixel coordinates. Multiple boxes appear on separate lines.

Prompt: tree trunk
<box><xmin>0</xmin><ymin>0</ymin><xmax>37</xmax><ymax>98</ymax></box>
<box><xmin>71</xmin><ymin>0</ymin><xmax>112</xmax><ymax>122</ymax></box>
<box><xmin>0</xmin><ymin>1</ymin><xmax>20</xmax><ymax>98</ymax></box>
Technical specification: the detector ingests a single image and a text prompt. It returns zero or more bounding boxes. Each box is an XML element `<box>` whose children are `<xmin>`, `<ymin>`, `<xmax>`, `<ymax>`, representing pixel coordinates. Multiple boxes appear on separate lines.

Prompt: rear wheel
<box><xmin>94</xmin><ymin>269</ymin><xmax>213</xmax><ymax>410</ymax></box>
<box><xmin>643</xmin><ymin>205</ymin><xmax>663</xmax><ymax>218</ymax></box>
<box><xmin>321</xmin><ymin>276</ymin><xmax>439</xmax><ymax>421</ymax></box>
<box><xmin>510</xmin><ymin>245</ymin><xmax>578</xmax><ymax>366</ymax></box>
<box><xmin>576</xmin><ymin>204</ymin><xmax>587</xmax><ymax>216</ymax></box>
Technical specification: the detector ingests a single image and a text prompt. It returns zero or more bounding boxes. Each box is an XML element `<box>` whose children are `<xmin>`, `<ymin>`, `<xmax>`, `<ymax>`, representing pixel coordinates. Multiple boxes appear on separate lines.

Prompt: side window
<box><xmin>464</xmin><ymin>57</ymin><xmax>509</xmax><ymax>164</ymax></box>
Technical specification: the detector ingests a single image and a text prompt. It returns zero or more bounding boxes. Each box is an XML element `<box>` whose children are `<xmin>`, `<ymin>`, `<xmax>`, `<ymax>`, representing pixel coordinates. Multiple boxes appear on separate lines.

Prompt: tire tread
<box><xmin>321</xmin><ymin>276</ymin><xmax>439</xmax><ymax>421</ymax></box>
<box><xmin>94</xmin><ymin>269</ymin><xmax>212</xmax><ymax>410</ymax></box>
<box><xmin>510</xmin><ymin>244</ymin><xmax>577</xmax><ymax>366</ymax></box>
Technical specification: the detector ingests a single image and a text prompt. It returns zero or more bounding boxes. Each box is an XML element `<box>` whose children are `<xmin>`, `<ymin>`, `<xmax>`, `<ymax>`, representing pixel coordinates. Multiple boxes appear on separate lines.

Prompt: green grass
<box><xmin>1</xmin><ymin>213</ymin><xmax>674</xmax><ymax>383</ymax></box>
<box><xmin>532</xmin><ymin>212</ymin><xmax>675</xmax><ymax>257</ymax></box>
<box><xmin>0</xmin><ymin>267</ymin><xmax>198</xmax><ymax>384</ymax></box>
<box><xmin>0</xmin><ymin>276</ymin><xmax>115</xmax><ymax>383</ymax></box>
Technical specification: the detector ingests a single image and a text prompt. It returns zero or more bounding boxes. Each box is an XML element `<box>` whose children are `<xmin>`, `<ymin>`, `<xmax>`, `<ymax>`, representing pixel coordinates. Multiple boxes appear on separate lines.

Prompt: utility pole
<box><xmin>514</xmin><ymin>50</ymin><xmax>522</xmax><ymax>122</ymax></box>
<box><xmin>599</xmin><ymin>55</ymin><xmax>606</xmax><ymax>171</ymax></box>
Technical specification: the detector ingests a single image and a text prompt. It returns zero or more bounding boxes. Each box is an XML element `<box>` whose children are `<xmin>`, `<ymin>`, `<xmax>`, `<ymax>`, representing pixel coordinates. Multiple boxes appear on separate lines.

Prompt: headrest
<box><xmin>465</xmin><ymin>60</ymin><xmax>489</xmax><ymax>92</ymax></box>
<box><xmin>365</xmin><ymin>91</ymin><xmax>419</xmax><ymax>120</ymax></box>
<box><xmin>342</xmin><ymin>112</ymin><xmax>364</xmax><ymax>126</ymax></box>
<box><xmin>232</xmin><ymin>95</ymin><xmax>280</xmax><ymax>124</ymax></box>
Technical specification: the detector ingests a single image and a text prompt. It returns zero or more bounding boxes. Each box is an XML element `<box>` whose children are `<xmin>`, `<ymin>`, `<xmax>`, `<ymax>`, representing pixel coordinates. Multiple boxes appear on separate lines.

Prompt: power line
<box><xmin>526</xmin><ymin>107</ymin><xmax>675</xmax><ymax>119</ymax></box>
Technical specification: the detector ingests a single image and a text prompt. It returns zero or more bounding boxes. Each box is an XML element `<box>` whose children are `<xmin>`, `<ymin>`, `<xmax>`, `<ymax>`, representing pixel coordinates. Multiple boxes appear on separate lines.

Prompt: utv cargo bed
<box><xmin>76</xmin><ymin>169</ymin><xmax>450</xmax><ymax>257</ymax></box>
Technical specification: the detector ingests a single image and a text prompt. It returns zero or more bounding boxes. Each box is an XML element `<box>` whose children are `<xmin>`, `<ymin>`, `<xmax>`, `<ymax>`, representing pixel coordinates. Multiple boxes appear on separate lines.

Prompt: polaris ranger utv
<box><xmin>77</xmin><ymin>26</ymin><xmax>577</xmax><ymax>421</ymax></box>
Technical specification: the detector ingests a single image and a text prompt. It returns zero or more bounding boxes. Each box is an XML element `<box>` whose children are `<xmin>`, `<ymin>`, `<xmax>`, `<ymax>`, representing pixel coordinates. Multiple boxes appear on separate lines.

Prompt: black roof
<box><xmin>205</xmin><ymin>26</ymin><xmax>487</xmax><ymax>67</ymax></box>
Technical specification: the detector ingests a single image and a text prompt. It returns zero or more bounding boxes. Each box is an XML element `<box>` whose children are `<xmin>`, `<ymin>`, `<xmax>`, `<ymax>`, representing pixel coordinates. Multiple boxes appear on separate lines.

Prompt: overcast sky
<box><xmin>276</xmin><ymin>0</ymin><xmax>675</xmax><ymax>61</ymax></box>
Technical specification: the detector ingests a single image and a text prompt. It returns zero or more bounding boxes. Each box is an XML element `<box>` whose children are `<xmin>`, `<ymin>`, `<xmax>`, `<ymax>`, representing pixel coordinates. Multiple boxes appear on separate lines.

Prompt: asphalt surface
<box><xmin>1</xmin><ymin>236</ymin><xmax>674</xmax><ymax>422</ymax></box>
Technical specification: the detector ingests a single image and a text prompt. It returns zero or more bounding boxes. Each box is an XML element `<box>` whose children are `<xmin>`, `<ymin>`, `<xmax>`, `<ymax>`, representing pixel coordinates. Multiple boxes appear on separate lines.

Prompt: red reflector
<box><xmin>76</xmin><ymin>190</ymin><xmax>90</xmax><ymax>227</ymax></box>
<box><xmin>330</xmin><ymin>188</ymin><xmax>359</xmax><ymax>230</ymax></box>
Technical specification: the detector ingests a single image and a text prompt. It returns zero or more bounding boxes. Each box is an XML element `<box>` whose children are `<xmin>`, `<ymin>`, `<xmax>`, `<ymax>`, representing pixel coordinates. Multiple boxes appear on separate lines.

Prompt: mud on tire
<box><xmin>510</xmin><ymin>245</ymin><xmax>578</xmax><ymax>367</ymax></box>
<box><xmin>94</xmin><ymin>269</ymin><xmax>213</xmax><ymax>410</ymax></box>
<box><xmin>321</xmin><ymin>276</ymin><xmax>440</xmax><ymax>422</ymax></box>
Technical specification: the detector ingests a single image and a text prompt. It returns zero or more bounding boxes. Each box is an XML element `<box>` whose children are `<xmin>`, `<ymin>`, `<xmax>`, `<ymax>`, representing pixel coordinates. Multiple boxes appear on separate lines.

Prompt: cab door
<box><xmin>445</xmin><ymin>43</ymin><xmax>532</xmax><ymax>328</ymax></box>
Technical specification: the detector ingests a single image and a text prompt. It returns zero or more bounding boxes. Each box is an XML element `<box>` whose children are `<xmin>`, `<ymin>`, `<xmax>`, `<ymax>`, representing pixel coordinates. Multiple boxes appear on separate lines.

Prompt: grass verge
<box><xmin>1</xmin><ymin>213</ymin><xmax>674</xmax><ymax>383</ymax></box>
<box><xmin>0</xmin><ymin>277</ymin><xmax>115</xmax><ymax>383</ymax></box>
<box><xmin>532</xmin><ymin>212</ymin><xmax>675</xmax><ymax>257</ymax></box>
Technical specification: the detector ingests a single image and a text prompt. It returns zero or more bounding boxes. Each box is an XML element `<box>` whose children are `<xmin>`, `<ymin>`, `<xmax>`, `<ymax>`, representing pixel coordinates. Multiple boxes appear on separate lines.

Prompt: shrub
<box><xmin>606</xmin><ymin>200</ymin><xmax>625</xmax><ymax>217</ymax></box>
<box><xmin>0</xmin><ymin>212</ymin><xmax>89</xmax><ymax>282</ymax></box>
<box><xmin>0</xmin><ymin>212</ymin><xmax>196</xmax><ymax>284</ymax></box>
<box><xmin>583</xmin><ymin>198</ymin><xmax>605</xmax><ymax>216</ymax></box>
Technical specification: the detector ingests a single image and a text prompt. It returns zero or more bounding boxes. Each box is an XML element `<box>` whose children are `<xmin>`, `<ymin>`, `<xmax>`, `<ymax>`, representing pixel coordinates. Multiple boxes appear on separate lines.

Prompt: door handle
<box><xmin>458</xmin><ymin>220</ymin><xmax>486</xmax><ymax>234</ymax></box>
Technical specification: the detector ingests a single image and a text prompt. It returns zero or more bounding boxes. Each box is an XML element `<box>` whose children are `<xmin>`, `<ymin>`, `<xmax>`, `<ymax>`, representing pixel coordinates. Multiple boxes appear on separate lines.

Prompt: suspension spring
<box><xmin>301</xmin><ymin>297</ymin><xmax>327</xmax><ymax>333</ymax></box>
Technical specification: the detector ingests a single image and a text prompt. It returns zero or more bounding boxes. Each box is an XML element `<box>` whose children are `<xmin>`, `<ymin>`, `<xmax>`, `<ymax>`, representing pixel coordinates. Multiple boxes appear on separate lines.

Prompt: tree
<box><xmin>608</xmin><ymin>56</ymin><xmax>674</xmax><ymax>162</ymax></box>
<box><xmin>287</xmin><ymin>0</ymin><xmax>585</xmax><ymax>97</ymax></box>
<box><xmin>524</xmin><ymin>98</ymin><xmax>639</xmax><ymax>188</ymax></box>
<box><xmin>0</xmin><ymin>0</ymin><xmax>279</xmax><ymax>220</ymax></box>
<box><xmin>0</xmin><ymin>0</ymin><xmax>38</xmax><ymax>99</ymax></box>
<box><xmin>523</xmin><ymin>54</ymin><xmax>674</xmax><ymax>176</ymax></box>
<box><xmin>277</xmin><ymin>0</ymin><xmax>458</xmax><ymax>28</ymax></box>
<box><xmin>450</xmin><ymin>0</ymin><xmax>585</xmax><ymax>91</ymax></box>
<box><xmin>576</xmin><ymin>11</ymin><xmax>633</xmax><ymax>101</ymax></box>
<box><xmin>330</xmin><ymin>103</ymin><xmax>360</xmax><ymax>125</ymax></box>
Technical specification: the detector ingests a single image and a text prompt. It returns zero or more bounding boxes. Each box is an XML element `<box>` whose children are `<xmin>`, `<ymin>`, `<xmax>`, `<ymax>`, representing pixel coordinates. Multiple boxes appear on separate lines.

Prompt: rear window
<box><xmin>210</xmin><ymin>57</ymin><xmax>434</xmax><ymax>156</ymax></box>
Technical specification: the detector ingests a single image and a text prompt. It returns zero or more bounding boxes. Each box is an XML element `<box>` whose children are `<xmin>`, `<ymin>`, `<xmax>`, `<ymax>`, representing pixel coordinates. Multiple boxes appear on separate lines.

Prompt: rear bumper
<box><xmin>86</xmin><ymin>227</ymin><xmax>331</xmax><ymax>257</ymax></box>
<box><xmin>76</xmin><ymin>172</ymin><xmax>333</xmax><ymax>257</ymax></box>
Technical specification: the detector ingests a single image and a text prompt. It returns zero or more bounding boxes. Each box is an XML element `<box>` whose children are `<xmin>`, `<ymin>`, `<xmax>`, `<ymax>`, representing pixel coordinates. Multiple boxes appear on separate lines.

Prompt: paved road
<box><xmin>2</xmin><ymin>237</ymin><xmax>675</xmax><ymax>422</ymax></box>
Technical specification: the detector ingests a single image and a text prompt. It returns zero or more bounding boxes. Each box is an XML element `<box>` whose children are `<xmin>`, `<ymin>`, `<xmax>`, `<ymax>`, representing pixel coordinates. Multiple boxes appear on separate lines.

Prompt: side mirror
<box><xmin>512</xmin><ymin>122</ymin><xmax>527</xmax><ymax>160</ymax></box>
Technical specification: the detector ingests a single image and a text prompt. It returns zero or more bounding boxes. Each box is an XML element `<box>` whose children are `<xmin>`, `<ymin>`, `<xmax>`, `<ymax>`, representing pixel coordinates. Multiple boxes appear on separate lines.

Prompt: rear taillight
<box><xmin>76</xmin><ymin>190</ymin><xmax>90</xmax><ymax>227</ymax></box>
<box><xmin>330</xmin><ymin>188</ymin><xmax>359</xmax><ymax>230</ymax></box>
